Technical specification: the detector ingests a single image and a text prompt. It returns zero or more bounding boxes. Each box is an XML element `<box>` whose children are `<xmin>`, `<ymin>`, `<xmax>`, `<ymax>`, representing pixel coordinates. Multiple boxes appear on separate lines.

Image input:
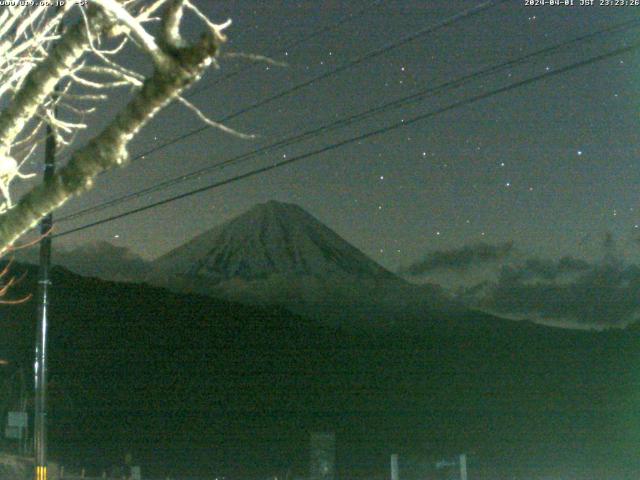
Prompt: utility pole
<box><xmin>34</xmin><ymin>10</ymin><xmax>63</xmax><ymax>478</ymax></box>
<box><xmin>34</xmin><ymin>78</ymin><xmax>58</xmax><ymax>480</ymax></box>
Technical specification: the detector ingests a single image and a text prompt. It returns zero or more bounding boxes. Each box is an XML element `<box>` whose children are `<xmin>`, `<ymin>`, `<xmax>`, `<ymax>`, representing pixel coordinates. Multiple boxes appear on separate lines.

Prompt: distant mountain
<box><xmin>149</xmin><ymin>201</ymin><xmax>472</xmax><ymax>328</ymax></box>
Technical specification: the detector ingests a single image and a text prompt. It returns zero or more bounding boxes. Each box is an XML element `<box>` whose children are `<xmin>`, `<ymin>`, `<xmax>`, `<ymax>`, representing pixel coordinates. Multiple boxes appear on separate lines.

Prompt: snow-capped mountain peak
<box><xmin>152</xmin><ymin>200</ymin><xmax>397</xmax><ymax>283</ymax></box>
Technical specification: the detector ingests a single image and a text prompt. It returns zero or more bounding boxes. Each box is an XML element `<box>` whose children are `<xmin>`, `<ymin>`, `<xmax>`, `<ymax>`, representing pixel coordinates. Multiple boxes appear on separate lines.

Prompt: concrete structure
<box><xmin>435</xmin><ymin>453</ymin><xmax>467</xmax><ymax>480</ymax></box>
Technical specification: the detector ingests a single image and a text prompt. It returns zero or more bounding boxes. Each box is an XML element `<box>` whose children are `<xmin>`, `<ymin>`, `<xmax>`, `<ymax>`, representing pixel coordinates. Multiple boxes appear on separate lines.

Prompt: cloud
<box><xmin>56</xmin><ymin>241</ymin><xmax>151</xmax><ymax>281</ymax></box>
<box><xmin>497</xmin><ymin>256</ymin><xmax>591</xmax><ymax>282</ymax></box>
<box><xmin>458</xmin><ymin>256</ymin><xmax>640</xmax><ymax>327</ymax></box>
<box><xmin>17</xmin><ymin>241</ymin><xmax>151</xmax><ymax>282</ymax></box>
<box><xmin>404</xmin><ymin>233</ymin><xmax>640</xmax><ymax>327</ymax></box>
<box><xmin>400</xmin><ymin>241</ymin><xmax>514</xmax><ymax>275</ymax></box>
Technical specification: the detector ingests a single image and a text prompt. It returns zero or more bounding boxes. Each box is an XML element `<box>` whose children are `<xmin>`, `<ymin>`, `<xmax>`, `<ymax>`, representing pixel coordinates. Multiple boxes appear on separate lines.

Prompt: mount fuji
<box><xmin>153</xmin><ymin>200</ymin><xmax>396</xmax><ymax>282</ymax></box>
<box><xmin>148</xmin><ymin>201</ymin><xmax>491</xmax><ymax>328</ymax></box>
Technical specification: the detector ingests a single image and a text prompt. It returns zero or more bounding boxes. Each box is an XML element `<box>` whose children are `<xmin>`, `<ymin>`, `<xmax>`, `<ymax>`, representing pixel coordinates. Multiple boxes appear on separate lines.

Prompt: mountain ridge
<box><xmin>148</xmin><ymin>200</ymin><xmax>470</xmax><ymax>328</ymax></box>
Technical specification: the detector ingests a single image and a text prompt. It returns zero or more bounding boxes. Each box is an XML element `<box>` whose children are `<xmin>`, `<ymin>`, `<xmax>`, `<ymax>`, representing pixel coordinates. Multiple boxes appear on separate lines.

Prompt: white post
<box><xmin>459</xmin><ymin>453</ymin><xmax>467</xmax><ymax>480</ymax></box>
<box><xmin>390</xmin><ymin>454</ymin><xmax>399</xmax><ymax>480</ymax></box>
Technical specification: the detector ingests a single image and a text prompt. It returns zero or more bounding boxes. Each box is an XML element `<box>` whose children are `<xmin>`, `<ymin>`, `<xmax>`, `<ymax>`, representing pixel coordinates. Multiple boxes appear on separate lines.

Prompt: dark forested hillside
<box><xmin>0</xmin><ymin>263</ymin><xmax>638</xmax><ymax>479</ymax></box>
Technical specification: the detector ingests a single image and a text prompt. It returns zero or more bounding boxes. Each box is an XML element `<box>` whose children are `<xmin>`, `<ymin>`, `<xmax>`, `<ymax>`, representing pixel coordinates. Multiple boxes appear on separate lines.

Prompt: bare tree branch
<box><xmin>0</xmin><ymin>1</ymin><xmax>229</xmax><ymax>253</ymax></box>
<box><xmin>0</xmin><ymin>5</ymin><xmax>114</xmax><ymax>157</ymax></box>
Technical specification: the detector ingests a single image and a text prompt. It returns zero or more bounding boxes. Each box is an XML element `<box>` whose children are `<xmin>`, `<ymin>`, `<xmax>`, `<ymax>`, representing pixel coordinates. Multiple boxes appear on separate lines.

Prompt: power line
<box><xmin>116</xmin><ymin>0</ymin><xmax>504</xmax><ymax>165</ymax></box>
<box><xmin>55</xmin><ymin>0</ymin><xmax>504</xmax><ymax>221</ymax></box>
<box><xmin>53</xmin><ymin>41</ymin><xmax>640</xmax><ymax>239</ymax></box>
<box><xmin>57</xmin><ymin>0</ymin><xmax>387</xmax><ymax>167</ymax></box>
<box><xmin>185</xmin><ymin>1</ymin><xmax>384</xmax><ymax>100</ymax></box>
<box><xmin>56</xmin><ymin>17</ymin><xmax>640</xmax><ymax>224</ymax></box>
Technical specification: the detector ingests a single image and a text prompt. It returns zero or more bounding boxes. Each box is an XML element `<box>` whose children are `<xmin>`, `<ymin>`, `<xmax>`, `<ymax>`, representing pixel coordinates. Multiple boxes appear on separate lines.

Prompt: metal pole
<box><xmin>19</xmin><ymin>367</ymin><xmax>27</xmax><ymax>455</ymax></box>
<box><xmin>34</xmin><ymin>92</ymin><xmax>57</xmax><ymax>480</ymax></box>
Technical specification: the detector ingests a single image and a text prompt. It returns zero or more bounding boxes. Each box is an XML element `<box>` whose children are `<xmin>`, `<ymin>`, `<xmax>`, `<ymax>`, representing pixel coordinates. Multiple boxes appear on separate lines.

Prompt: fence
<box><xmin>59</xmin><ymin>468</ymin><xmax>143</xmax><ymax>480</ymax></box>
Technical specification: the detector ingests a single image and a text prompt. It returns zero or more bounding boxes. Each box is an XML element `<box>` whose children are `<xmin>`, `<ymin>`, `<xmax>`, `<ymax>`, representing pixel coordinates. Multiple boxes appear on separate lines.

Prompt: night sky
<box><xmin>3</xmin><ymin>4</ymin><xmax>640</xmax><ymax>476</ymax></box>
<box><xmin>17</xmin><ymin>1</ymin><xmax>640</xmax><ymax>327</ymax></box>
